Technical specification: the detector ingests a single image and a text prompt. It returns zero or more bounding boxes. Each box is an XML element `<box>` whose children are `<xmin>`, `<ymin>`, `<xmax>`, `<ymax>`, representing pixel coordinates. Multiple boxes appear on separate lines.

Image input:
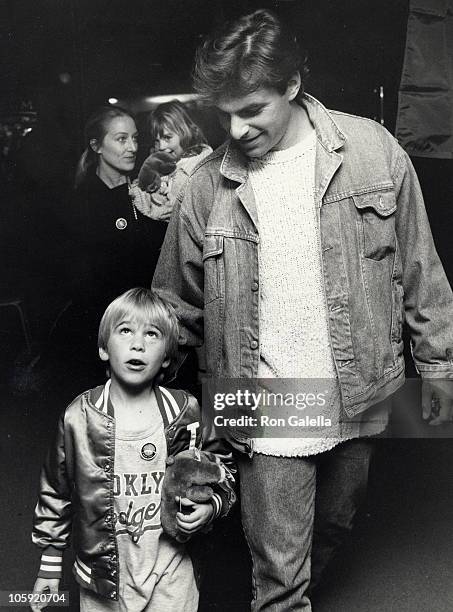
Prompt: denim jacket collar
<box><xmin>219</xmin><ymin>93</ymin><xmax>346</xmax><ymax>184</ymax></box>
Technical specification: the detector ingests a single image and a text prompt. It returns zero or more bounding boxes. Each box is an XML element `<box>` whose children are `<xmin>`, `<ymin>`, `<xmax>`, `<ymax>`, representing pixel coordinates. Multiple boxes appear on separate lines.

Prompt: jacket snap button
<box><xmin>104</xmin><ymin>462</ymin><xmax>110</xmax><ymax>471</ymax></box>
<box><xmin>251</xmin><ymin>281</ymin><xmax>259</xmax><ymax>292</ymax></box>
<box><xmin>250</xmin><ymin>340</ymin><xmax>258</xmax><ymax>350</ymax></box>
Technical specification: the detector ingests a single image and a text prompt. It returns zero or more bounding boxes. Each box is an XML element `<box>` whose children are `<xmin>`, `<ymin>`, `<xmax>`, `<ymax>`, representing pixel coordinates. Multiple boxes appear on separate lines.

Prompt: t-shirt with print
<box><xmin>79</xmin><ymin>397</ymin><xmax>198</xmax><ymax>612</ymax></box>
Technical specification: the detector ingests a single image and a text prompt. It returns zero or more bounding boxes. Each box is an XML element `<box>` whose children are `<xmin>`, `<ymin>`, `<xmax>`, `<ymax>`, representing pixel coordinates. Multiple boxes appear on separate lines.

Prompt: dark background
<box><xmin>2</xmin><ymin>1</ymin><xmax>453</xmax><ymax>611</ymax></box>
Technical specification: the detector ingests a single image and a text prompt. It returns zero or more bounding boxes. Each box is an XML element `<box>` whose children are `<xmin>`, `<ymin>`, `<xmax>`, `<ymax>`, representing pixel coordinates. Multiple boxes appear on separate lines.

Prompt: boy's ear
<box><xmin>99</xmin><ymin>347</ymin><xmax>109</xmax><ymax>362</ymax></box>
<box><xmin>162</xmin><ymin>357</ymin><xmax>170</xmax><ymax>369</ymax></box>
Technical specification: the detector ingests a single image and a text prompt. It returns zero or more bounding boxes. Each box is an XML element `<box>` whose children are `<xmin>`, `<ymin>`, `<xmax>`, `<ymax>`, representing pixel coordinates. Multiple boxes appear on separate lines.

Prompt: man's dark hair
<box><xmin>193</xmin><ymin>9</ymin><xmax>308</xmax><ymax>104</ymax></box>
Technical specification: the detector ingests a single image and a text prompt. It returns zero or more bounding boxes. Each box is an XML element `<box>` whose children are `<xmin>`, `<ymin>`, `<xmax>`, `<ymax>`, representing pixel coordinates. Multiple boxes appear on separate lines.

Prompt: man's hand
<box><xmin>30</xmin><ymin>577</ymin><xmax>60</xmax><ymax>612</ymax></box>
<box><xmin>422</xmin><ymin>379</ymin><xmax>453</xmax><ymax>425</ymax></box>
<box><xmin>175</xmin><ymin>496</ymin><xmax>214</xmax><ymax>541</ymax></box>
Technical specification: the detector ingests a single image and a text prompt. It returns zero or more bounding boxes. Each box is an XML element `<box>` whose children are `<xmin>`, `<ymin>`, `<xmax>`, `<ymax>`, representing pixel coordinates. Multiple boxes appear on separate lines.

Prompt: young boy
<box><xmin>31</xmin><ymin>288</ymin><xmax>235</xmax><ymax>611</ymax></box>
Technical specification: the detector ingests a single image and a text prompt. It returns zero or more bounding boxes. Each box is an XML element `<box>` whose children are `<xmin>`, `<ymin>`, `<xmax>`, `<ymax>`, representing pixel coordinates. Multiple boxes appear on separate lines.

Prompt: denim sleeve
<box><xmin>393</xmin><ymin>147</ymin><xmax>453</xmax><ymax>376</ymax></box>
<box><xmin>152</xmin><ymin>188</ymin><xmax>206</xmax><ymax>350</ymax></box>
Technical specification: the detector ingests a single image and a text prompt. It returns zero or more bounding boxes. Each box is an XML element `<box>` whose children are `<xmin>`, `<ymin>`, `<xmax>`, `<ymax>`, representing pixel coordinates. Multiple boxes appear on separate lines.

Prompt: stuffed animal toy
<box><xmin>128</xmin><ymin>150</ymin><xmax>176</xmax><ymax>220</ymax></box>
<box><xmin>161</xmin><ymin>447</ymin><xmax>225</xmax><ymax>542</ymax></box>
<box><xmin>137</xmin><ymin>150</ymin><xmax>176</xmax><ymax>201</ymax></box>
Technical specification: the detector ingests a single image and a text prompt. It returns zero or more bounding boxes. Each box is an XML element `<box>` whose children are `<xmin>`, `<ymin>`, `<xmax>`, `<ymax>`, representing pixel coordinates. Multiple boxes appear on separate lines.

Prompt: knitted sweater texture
<box><xmin>248</xmin><ymin>132</ymin><xmax>386</xmax><ymax>456</ymax></box>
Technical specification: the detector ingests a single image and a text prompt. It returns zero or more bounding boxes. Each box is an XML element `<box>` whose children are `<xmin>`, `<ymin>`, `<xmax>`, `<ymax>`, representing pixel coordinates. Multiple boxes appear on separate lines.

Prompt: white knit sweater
<box><xmin>248</xmin><ymin>132</ymin><xmax>387</xmax><ymax>456</ymax></box>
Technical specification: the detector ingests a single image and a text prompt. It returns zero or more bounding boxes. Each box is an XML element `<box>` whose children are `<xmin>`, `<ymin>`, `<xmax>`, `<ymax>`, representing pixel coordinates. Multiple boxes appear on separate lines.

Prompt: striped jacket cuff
<box><xmin>210</xmin><ymin>493</ymin><xmax>222</xmax><ymax>521</ymax></box>
<box><xmin>38</xmin><ymin>548</ymin><xmax>63</xmax><ymax>579</ymax></box>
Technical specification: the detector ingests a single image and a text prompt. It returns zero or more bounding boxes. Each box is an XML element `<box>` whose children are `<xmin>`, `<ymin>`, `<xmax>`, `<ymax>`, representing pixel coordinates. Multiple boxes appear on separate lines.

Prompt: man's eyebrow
<box><xmin>217</xmin><ymin>102</ymin><xmax>266</xmax><ymax>114</ymax></box>
<box><xmin>238</xmin><ymin>102</ymin><xmax>267</xmax><ymax>113</ymax></box>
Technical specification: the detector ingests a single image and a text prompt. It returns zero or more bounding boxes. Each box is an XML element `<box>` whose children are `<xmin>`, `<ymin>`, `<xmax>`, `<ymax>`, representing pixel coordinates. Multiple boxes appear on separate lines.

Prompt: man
<box><xmin>152</xmin><ymin>9</ymin><xmax>453</xmax><ymax>610</ymax></box>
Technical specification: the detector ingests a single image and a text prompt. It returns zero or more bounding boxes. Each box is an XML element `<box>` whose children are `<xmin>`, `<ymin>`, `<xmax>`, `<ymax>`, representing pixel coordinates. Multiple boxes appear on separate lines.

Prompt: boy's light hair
<box><xmin>98</xmin><ymin>288</ymin><xmax>180</xmax><ymax>383</ymax></box>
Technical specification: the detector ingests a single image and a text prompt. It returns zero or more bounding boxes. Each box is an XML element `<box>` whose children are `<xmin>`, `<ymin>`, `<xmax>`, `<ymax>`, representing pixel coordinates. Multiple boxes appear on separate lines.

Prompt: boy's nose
<box><xmin>131</xmin><ymin>335</ymin><xmax>145</xmax><ymax>350</ymax></box>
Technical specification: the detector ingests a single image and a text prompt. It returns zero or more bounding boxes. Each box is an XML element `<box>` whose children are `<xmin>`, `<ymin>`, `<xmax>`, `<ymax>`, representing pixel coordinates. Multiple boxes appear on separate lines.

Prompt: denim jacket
<box><xmin>152</xmin><ymin>94</ymin><xmax>453</xmax><ymax>424</ymax></box>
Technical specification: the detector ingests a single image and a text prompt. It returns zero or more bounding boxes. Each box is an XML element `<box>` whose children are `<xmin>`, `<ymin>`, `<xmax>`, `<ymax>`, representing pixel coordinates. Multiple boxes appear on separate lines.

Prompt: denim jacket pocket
<box><xmin>202</xmin><ymin>234</ymin><xmax>224</xmax><ymax>304</ymax></box>
<box><xmin>353</xmin><ymin>191</ymin><xmax>397</xmax><ymax>261</ymax></box>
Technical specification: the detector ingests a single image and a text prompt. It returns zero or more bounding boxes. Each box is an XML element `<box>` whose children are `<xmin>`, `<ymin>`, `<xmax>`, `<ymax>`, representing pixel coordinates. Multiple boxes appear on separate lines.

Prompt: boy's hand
<box><xmin>175</xmin><ymin>496</ymin><xmax>214</xmax><ymax>538</ymax></box>
<box><xmin>30</xmin><ymin>577</ymin><xmax>60</xmax><ymax>612</ymax></box>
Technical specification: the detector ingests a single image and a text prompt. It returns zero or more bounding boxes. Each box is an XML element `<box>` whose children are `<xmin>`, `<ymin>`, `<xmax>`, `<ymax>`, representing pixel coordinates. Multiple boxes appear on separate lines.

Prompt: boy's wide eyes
<box><xmin>117</xmin><ymin>326</ymin><xmax>160</xmax><ymax>338</ymax></box>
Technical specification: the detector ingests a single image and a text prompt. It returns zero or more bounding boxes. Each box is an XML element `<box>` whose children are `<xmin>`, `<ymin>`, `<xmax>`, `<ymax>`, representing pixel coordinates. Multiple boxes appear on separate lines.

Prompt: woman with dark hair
<box><xmin>131</xmin><ymin>100</ymin><xmax>212</xmax><ymax>222</ymax></box>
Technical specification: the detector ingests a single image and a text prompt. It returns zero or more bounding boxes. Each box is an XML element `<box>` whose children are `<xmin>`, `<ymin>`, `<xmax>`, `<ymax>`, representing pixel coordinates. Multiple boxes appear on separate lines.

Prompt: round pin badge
<box><xmin>140</xmin><ymin>442</ymin><xmax>157</xmax><ymax>461</ymax></box>
<box><xmin>115</xmin><ymin>217</ymin><xmax>127</xmax><ymax>230</ymax></box>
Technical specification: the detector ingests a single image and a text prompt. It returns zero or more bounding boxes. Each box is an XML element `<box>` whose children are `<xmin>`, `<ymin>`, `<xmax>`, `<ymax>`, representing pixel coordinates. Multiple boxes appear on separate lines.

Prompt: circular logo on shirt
<box><xmin>115</xmin><ymin>217</ymin><xmax>127</xmax><ymax>230</ymax></box>
<box><xmin>140</xmin><ymin>442</ymin><xmax>157</xmax><ymax>461</ymax></box>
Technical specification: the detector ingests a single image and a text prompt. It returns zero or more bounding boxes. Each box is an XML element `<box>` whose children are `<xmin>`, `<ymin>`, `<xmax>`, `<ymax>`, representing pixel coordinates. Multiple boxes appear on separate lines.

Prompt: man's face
<box><xmin>215</xmin><ymin>83</ymin><xmax>298</xmax><ymax>158</ymax></box>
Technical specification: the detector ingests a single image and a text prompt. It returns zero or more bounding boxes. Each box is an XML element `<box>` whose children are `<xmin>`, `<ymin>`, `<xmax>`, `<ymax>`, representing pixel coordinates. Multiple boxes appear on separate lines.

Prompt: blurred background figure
<box><xmin>132</xmin><ymin>100</ymin><xmax>212</xmax><ymax>222</ymax></box>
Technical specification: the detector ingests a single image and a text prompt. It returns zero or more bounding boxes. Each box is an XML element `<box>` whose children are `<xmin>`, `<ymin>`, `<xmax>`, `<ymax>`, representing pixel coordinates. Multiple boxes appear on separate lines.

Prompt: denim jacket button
<box><xmin>251</xmin><ymin>281</ymin><xmax>259</xmax><ymax>292</ymax></box>
<box><xmin>250</xmin><ymin>340</ymin><xmax>258</xmax><ymax>350</ymax></box>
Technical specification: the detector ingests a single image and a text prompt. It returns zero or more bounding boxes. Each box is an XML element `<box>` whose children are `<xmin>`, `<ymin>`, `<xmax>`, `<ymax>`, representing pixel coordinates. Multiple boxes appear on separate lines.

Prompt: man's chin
<box><xmin>239</xmin><ymin>140</ymin><xmax>268</xmax><ymax>159</ymax></box>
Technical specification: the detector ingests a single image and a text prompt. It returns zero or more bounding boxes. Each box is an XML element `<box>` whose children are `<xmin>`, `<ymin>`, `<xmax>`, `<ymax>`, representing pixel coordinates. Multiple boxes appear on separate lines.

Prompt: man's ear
<box><xmin>161</xmin><ymin>357</ymin><xmax>170</xmax><ymax>369</ymax></box>
<box><xmin>99</xmin><ymin>347</ymin><xmax>109</xmax><ymax>362</ymax></box>
<box><xmin>90</xmin><ymin>138</ymin><xmax>100</xmax><ymax>153</ymax></box>
<box><xmin>287</xmin><ymin>71</ymin><xmax>301</xmax><ymax>102</ymax></box>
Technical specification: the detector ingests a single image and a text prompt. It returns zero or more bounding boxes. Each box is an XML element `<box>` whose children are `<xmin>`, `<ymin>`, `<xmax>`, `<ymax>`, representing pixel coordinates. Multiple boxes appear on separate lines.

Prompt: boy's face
<box><xmin>215</xmin><ymin>75</ymin><xmax>300</xmax><ymax>159</ymax></box>
<box><xmin>99</xmin><ymin>316</ymin><xmax>169</xmax><ymax>389</ymax></box>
